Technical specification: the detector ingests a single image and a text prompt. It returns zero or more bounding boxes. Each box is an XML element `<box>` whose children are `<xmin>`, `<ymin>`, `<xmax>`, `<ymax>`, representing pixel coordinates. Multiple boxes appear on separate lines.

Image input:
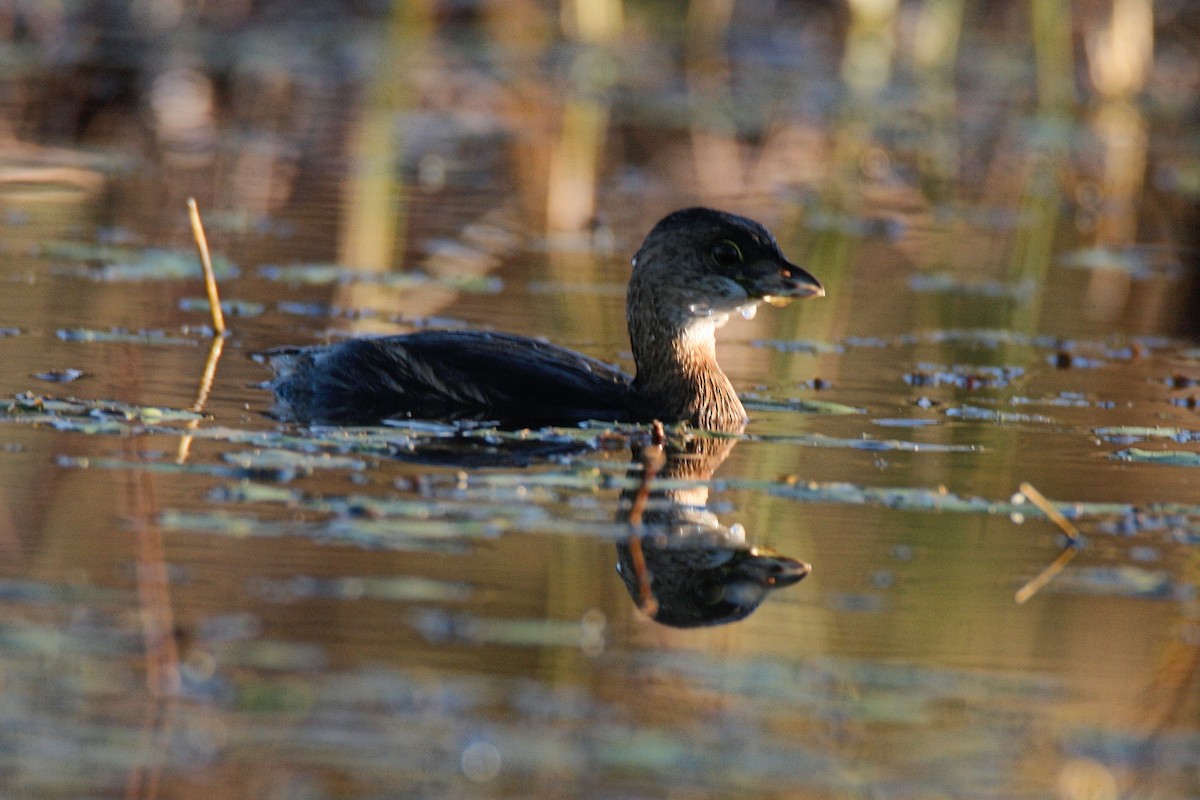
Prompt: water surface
<box><xmin>0</xmin><ymin>3</ymin><xmax>1198</xmax><ymax>798</ymax></box>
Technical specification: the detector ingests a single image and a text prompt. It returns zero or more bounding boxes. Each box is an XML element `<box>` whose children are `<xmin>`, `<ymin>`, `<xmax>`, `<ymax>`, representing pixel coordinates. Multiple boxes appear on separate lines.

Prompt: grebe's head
<box><xmin>630</xmin><ymin>207</ymin><xmax>824</xmax><ymax>324</ymax></box>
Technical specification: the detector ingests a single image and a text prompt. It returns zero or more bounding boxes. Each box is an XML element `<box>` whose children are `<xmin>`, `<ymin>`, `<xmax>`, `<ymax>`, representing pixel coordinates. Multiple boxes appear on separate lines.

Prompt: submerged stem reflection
<box><xmin>618</xmin><ymin>431</ymin><xmax>810</xmax><ymax>627</ymax></box>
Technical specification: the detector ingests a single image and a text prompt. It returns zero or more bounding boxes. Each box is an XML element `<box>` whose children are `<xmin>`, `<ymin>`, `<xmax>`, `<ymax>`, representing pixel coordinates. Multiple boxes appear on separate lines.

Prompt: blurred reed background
<box><xmin>1</xmin><ymin>0</ymin><xmax>1195</xmax><ymax>330</ymax></box>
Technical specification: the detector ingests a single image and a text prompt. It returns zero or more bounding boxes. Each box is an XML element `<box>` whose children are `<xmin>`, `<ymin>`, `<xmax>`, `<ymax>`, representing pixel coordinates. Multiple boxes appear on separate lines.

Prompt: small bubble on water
<box><xmin>461</xmin><ymin>740</ymin><xmax>501</xmax><ymax>783</ymax></box>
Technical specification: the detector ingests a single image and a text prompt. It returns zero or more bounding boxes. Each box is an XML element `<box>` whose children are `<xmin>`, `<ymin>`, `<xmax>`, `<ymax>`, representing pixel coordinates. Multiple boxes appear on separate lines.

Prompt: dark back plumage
<box><xmin>262</xmin><ymin>331</ymin><xmax>637</xmax><ymax>426</ymax></box>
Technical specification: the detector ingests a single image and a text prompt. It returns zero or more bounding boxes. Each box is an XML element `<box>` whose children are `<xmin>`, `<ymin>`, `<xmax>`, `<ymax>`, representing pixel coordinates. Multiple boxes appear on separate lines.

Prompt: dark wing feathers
<box><xmin>262</xmin><ymin>331</ymin><xmax>637</xmax><ymax>426</ymax></box>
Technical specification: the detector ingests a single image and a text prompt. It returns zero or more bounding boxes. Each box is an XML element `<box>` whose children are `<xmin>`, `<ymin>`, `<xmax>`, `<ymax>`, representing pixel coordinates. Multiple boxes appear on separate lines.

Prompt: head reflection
<box><xmin>617</xmin><ymin>429</ymin><xmax>810</xmax><ymax>627</ymax></box>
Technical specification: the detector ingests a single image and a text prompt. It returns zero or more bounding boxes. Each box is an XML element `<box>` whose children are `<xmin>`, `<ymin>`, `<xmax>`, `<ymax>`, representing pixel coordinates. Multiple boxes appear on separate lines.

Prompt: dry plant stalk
<box><xmin>1014</xmin><ymin>481</ymin><xmax>1082</xmax><ymax>604</ymax></box>
<box><xmin>1018</xmin><ymin>481</ymin><xmax>1080</xmax><ymax>543</ymax></box>
<box><xmin>177</xmin><ymin>198</ymin><xmax>227</xmax><ymax>463</ymax></box>
<box><xmin>187</xmin><ymin>197</ymin><xmax>225</xmax><ymax>335</ymax></box>
<box><xmin>625</xmin><ymin>421</ymin><xmax>669</xmax><ymax>618</ymax></box>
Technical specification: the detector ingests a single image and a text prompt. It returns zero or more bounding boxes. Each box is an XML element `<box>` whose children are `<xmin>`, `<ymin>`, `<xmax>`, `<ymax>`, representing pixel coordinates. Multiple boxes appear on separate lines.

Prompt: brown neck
<box><xmin>627</xmin><ymin>280</ymin><xmax>747</xmax><ymax>431</ymax></box>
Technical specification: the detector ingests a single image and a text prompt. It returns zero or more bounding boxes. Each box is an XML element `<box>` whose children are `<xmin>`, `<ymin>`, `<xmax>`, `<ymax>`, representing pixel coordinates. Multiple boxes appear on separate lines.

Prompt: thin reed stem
<box><xmin>186</xmin><ymin>197</ymin><xmax>225</xmax><ymax>336</ymax></box>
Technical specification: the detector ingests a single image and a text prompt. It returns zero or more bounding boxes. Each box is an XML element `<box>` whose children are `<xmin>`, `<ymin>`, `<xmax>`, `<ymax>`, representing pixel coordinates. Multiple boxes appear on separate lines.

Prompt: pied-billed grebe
<box><xmin>260</xmin><ymin>207</ymin><xmax>824</xmax><ymax>431</ymax></box>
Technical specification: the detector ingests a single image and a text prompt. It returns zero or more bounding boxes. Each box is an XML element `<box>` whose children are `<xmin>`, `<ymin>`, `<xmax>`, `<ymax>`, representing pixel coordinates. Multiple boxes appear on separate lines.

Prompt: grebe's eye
<box><xmin>709</xmin><ymin>239</ymin><xmax>743</xmax><ymax>269</ymax></box>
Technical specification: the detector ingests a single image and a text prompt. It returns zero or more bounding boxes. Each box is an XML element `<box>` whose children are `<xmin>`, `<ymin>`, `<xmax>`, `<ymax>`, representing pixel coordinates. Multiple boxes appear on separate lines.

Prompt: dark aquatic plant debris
<box><xmin>44</xmin><ymin>244</ymin><xmax>240</xmax><ymax>281</ymax></box>
<box><xmin>178</xmin><ymin>297</ymin><xmax>265</xmax><ymax>317</ymax></box>
<box><xmin>157</xmin><ymin>509</ymin><xmax>498</xmax><ymax>553</ymax></box>
<box><xmin>1094</xmin><ymin>426</ymin><xmax>1200</xmax><ymax>444</ymax></box>
<box><xmin>56</xmin><ymin>327</ymin><xmax>200</xmax><ymax>345</ymax></box>
<box><xmin>904</xmin><ymin>363</ymin><xmax>1025</xmax><ymax>390</ymax></box>
<box><xmin>1111</xmin><ymin>448</ymin><xmax>1200</xmax><ymax>467</ymax></box>
<box><xmin>247</xmin><ymin>574</ymin><xmax>472</xmax><ymax>604</ymax></box>
<box><xmin>741</xmin><ymin>396</ymin><xmax>863</xmax><ymax>415</ymax></box>
<box><xmin>749</xmin><ymin>432</ymin><xmax>980</xmax><ymax>453</ymax></box>
<box><xmin>1050</xmin><ymin>351</ymin><xmax>1106</xmax><ymax>369</ymax></box>
<box><xmin>32</xmin><ymin>368</ymin><xmax>84</xmax><ymax>383</ymax></box>
<box><xmin>257</xmin><ymin>263</ymin><xmax>503</xmax><ymax>293</ymax></box>
<box><xmin>944</xmin><ymin>405</ymin><xmax>1053</xmax><ymax>424</ymax></box>
<box><xmin>907</xmin><ymin>272</ymin><xmax>1038</xmax><ymax>301</ymax></box>
<box><xmin>2</xmin><ymin>392</ymin><xmax>204</xmax><ymax>423</ymax></box>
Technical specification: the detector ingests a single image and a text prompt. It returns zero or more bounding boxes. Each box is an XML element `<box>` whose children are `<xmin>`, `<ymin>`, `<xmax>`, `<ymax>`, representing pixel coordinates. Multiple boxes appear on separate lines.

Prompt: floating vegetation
<box><xmin>0</xmin><ymin>578</ymin><xmax>128</xmax><ymax>606</ymax></box>
<box><xmin>178</xmin><ymin>297</ymin><xmax>266</xmax><ymax>317</ymax></box>
<box><xmin>758</xmin><ymin>479</ymin><xmax>1024</xmax><ymax>514</ymax></box>
<box><xmin>907</xmin><ymin>272</ymin><xmax>1038</xmax><ymax>301</ymax></box>
<box><xmin>739</xmin><ymin>476</ymin><xmax>1145</xmax><ymax>518</ymax></box>
<box><xmin>201</xmin><ymin>209</ymin><xmax>296</xmax><ymax>237</ymax></box>
<box><xmin>1059</xmin><ymin>246</ymin><xmax>1180</xmax><ymax>280</ymax></box>
<box><xmin>1166</xmin><ymin>373</ymin><xmax>1200</xmax><ymax>389</ymax></box>
<box><xmin>201</xmin><ymin>425</ymin><xmax>420</xmax><ymax>456</ymax></box>
<box><xmin>815</xmin><ymin>329</ymin><xmax>1183</xmax><ymax>361</ymax></box>
<box><xmin>276</xmin><ymin>300</ymin><xmax>336</xmax><ymax>317</ymax></box>
<box><xmin>409</xmin><ymin>608</ymin><xmax>605</xmax><ymax>651</ymax></box>
<box><xmin>802</xmin><ymin>208</ymin><xmax>904</xmax><ymax>239</ymax></box>
<box><xmin>208</xmin><ymin>482</ymin><xmax>561</xmax><ymax>533</ymax></box>
<box><xmin>158</xmin><ymin>510</ymin><xmax>492</xmax><ymax>552</ymax></box>
<box><xmin>752</xmin><ymin>432</ymin><xmax>981</xmax><ymax>453</ymax></box>
<box><xmin>527</xmin><ymin>280</ymin><xmax>627</xmax><ymax>297</ymax></box>
<box><xmin>872</xmin><ymin>418</ymin><xmax>940</xmax><ymax>428</ymax></box>
<box><xmin>57</xmin><ymin>455</ymin><xmax>296</xmax><ymax>481</ymax></box>
<box><xmin>248</xmin><ymin>575</ymin><xmax>472</xmax><ymax>604</ymax></box>
<box><xmin>45</xmin><ymin>244</ymin><xmax>239</xmax><ymax>281</ymax></box>
<box><xmin>222</xmin><ymin>448</ymin><xmax>369</xmax><ymax>473</ymax></box>
<box><xmin>223</xmin><ymin>639</ymin><xmax>329</xmax><ymax>672</ymax></box>
<box><xmin>421</xmin><ymin>238</ymin><xmax>502</xmax><ymax>276</ymax></box>
<box><xmin>1096</xmin><ymin>512</ymin><xmax>1199</xmax><ymax>538</ymax></box>
<box><xmin>257</xmin><ymin>263</ymin><xmax>503</xmax><ymax>293</ymax></box>
<box><xmin>908</xmin><ymin>329</ymin><xmax>1058</xmax><ymax>348</ymax></box>
<box><xmin>824</xmin><ymin>593</ymin><xmax>886</xmax><ymax>613</ymax></box>
<box><xmin>1111</xmin><ymin>448</ymin><xmax>1200</xmax><ymax>467</ymax></box>
<box><xmin>2</xmin><ymin>393</ymin><xmax>204</xmax><ymax>424</ymax></box>
<box><xmin>56</xmin><ymin>327</ymin><xmax>199</xmax><ymax>346</ymax></box>
<box><xmin>1048</xmin><ymin>351</ymin><xmax>1106</xmax><ymax>369</ymax></box>
<box><xmin>905</xmin><ymin>363</ymin><xmax>1025</xmax><ymax>390</ymax></box>
<box><xmin>944</xmin><ymin>405</ymin><xmax>1054</xmax><ymax>424</ymax></box>
<box><xmin>31</xmin><ymin>368</ymin><xmax>83</xmax><ymax>382</ymax></box>
<box><xmin>207</xmin><ymin>482</ymin><xmax>301</xmax><ymax>504</ymax></box>
<box><xmin>1009</xmin><ymin>393</ymin><xmax>1116</xmax><ymax>409</ymax></box>
<box><xmin>1047</xmin><ymin>566</ymin><xmax>1175</xmax><ymax>599</ymax></box>
<box><xmin>465</xmin><ymin>467</ymin><xmax>614</xmax><ymax>492</ymax></box>
<box><xmin>630</xmin><ymin>648</ymin><xmax>1064</xmax><ymax>712</ymax></box>
<box><xmin>752</xmin><ymin>339</ymin><xmax>845</xmax><ymax>355</ymax></box>
<box><xmin>0</xmin><ymin>396</ymin><xmax>431</xmax><ymax>457</ymax></box>
<box><xmin>0</xmin><ymin>618</ymin><xmax>141</xmax><ymax>658</ymax></box>
<box><xmin>1095</xmin><ymin>426</ymin><xmax>1200</xmax><ymax>444</ymax></box>
<box><xmin>741</xmin><ymin>396</ymin><xmax>865</xmax><ymax>415</ymax></box>
<box><xmin>274</xmin><ymin>299</ymin><xmax>469</xmax><ymax>330</ymax></box>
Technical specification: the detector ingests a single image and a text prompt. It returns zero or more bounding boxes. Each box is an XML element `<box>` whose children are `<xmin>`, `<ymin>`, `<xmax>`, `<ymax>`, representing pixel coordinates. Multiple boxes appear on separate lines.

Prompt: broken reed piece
<box><xmin>1013</xmin><ymin>481</ymin><xmax>1082</xmax><ymax>605</ymax></box>
<box><xmin>1018</xmin><ymin>481</ymin><xmax>1080</xmax><ymax>543</ymax></box>
<box><xmin>186</xmin><ymin>197</ymin><xmax>226</xmax><ymax>336</ymax></box>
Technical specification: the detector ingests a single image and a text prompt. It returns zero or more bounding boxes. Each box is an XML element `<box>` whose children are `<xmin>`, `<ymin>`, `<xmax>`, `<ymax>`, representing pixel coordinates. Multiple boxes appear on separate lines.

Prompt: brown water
<box><xmin>1</xmin><ymin>3</ymin><xmax>1198</xmax><ymax>799</ymax></box>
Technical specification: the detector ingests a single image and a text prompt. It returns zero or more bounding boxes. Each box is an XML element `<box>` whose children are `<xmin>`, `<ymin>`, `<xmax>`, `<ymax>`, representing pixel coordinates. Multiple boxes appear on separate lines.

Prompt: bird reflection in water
<box><xmin>617</xmin><ymin>423</ymin><xmax>810</xmax><ymax>627</ymax></box>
